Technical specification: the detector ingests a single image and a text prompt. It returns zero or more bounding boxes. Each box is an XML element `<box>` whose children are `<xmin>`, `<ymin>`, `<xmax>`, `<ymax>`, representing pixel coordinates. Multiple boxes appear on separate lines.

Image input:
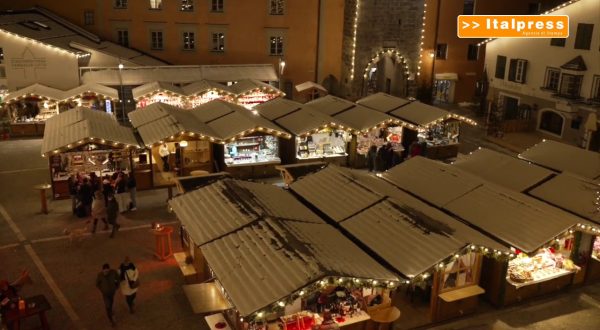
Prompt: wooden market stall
<box><xmin>193</xmin><ymin>100</ymin><xmax>291</xmax><ymax>179</ymax></box>
<box><xmin>60</xmin><ymin>83</ymin><xmax>119</xmax><ymax>113</ymax></box>
<box><xmin>382</xmin><ymin>157</ymin><xmax>592</xmax><ymax>306</ymax></box>
<box><xmin>289</xmin><ymin>165</ymin><xmax>509</xmax><ymax>326</ymax></box>
<box><xmin>230</xmin><ymin>79</ymin><xmax>284</xmax><ymax>109</ymax></box>
<box><xmin>169</xmin><ymin>178</ymin><xmax>399</xmax><ymax>330</ymax></box>
<box><xmin>3</xmin><ymin>83</ymin><xmax>64</xmax><ymax>137</ymax></box>
<box><xmin>255</xmin><ymin>98</ymin><xmax>353</xmax><ymax>166</ymax></box>
<box><xmin>132</xmin><ymin>81</ymin><xmax>187</xmax><ymax>109</ymax></box>
<box><xmin>181</xmin><ymin>80</ymin><xmax>236</xmax><ymax>108</ymax></box>
<box><xmin>128</xmin><ymin>102</ymin><xmax>222</xmax><ymax>187</ymax></box>
<box><xmin>295</xmin><ymin>81</ymin><xmax>328</xmax><ymax>103</ymax></box>
<box><xmin>41</xmin><ymin>107</ymin><xmax>140</xmax><ymax>199</ymax></box>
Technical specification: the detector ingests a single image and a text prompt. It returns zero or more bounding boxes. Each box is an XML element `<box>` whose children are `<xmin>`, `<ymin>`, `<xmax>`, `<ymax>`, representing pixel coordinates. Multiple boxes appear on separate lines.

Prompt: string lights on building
<box><xmin>349</xmin><ymin>0</ymin><xmax>361</xmax><ymax>81</ymax></box>
<box><xmin>417</xmin><ymin>3</ymin><xmax>427</xmax><ymax>77</ymax></box>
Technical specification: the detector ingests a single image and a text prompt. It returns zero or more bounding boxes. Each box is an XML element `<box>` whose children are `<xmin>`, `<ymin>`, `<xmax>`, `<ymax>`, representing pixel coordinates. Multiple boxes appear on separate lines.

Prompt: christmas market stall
<box><xmin>132</xmin><ymin>81</ymin><xmax>187</xmax><ymax>109</ymax></box>
<box><xmin>290</xmin><ymin>165</ymin><xmax>509</xmax><ymax>327</ymax></box>
<box><xmin>194</xmin><ymin>100</ymin><xmax>291</xmax><ymax>179</ymax></box>
<box><xmin>305</xmin><ymin>95</ymin><xmax>401</xmax><ymax>168</ymax></box>
<box><xmin>128</xmin><ymin>102</ymin><xmax>221</xmax><ymax>186</ymax></box>
<box><xmin>2</xmin><ymin>83</ymin><xmax>64</xmax><ymax>136</ymax></box>
<box><xmin>230</xmin><ymin>79</ymin><xmax>284</xmax><ymax>109</ymax></box>
<box><xmin>41</xmin><ymin>107</ymin><xmax>139</xmax><ymax>199</ymax></box>
<box><xmin>382</xmin><ymin>156</ymin><xmax>593</xmax><ymax>306</ymax></box>
<box><xmin>169</xmin><ymin>178</ymin><xmax>399</xmax><ymax>330</ymax></box>
<box><xmin>518</xmin><ymin>139</ymin><xmax>600</xmax><ymax>180</ymax></box>
<box><xmin>255</xmin><ymin>98</ymin><xmax>354</xmax><ymax>165</ymax></box>
<box><xmin>181</xmin><ymin>80</ymin><xmax>235</xmax><ymax>108</ymax></box>
<box><xmin>295</xmin><ymin>81</ymin><xmax>328</xmax><ymax>103</ymax></box>
<box><xmin>529</xmin><ymin>173</ymin><xmax>600</xmax><ymax>284</ymax></box>
<box><xmin>60</xmin><ymin>83</ymin><xmax>119</xmax><ymax>113</ymax></box>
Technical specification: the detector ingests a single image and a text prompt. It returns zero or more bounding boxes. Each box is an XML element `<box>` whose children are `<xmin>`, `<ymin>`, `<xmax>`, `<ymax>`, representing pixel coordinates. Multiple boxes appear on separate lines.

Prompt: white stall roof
<box><xmin>306</xmin><ymin>95</ymin><xmax>356</xmax><ymax>116</ymax></box>
<box><xmin>333</xmin><ymin>104</ymin><xmax>397</xmax><ymax>132</ymax></box>
<box><xmin>201</xmin><ymin>64</ymin><xmax>278</xmax><ymax>82</ymax></box>
<box><xmin>128</xmin><ymin>102</ymin><xmax>178</xmax><ymax>128</ymax></box>
<box><xmin>518</xmin><ymin>140</ymin><xmax>600</xmax><ymax>180</ymax></box>
<box><xmin>229</xmin><ymin>79</ymin><xmax>282</xmax><ymax>95</ymax></box>
<box><xmin>453</xmin><ymin>148</ymin><xmax>555</xmax><ymax>192</ymax></box>
<box><xmin>254</xmin><ymin>98</ymin><xmax>303</xmax><ymax>121</ymax></box>
<box><xmin>169</xmin><ymin>179</ymin><xmax>323</xmax><ymax>246</ymax></box>
<box><xmin>132</xmin><ymin>81</ymin><xmax>185</xmax><ymax>99</ymax></box>
<box><xmin>181</xmin><ymin>80</ymin><xmax>233</xmax><ymax>96</ymax></box>
<box><xmin>356</xmin><ymin>93</ymin><xmax>411</xmax><ymax>113</ymax></box>
<box><xmin>530</xmin><ymin>173</ymin><xmax>600</xmax><ymax>223</ymax></box>
<box><xmin>383</xmin><ymin>157</ymin><xmax>484</xmax><ymax>207</ymax></box>
<box><xmin>4</xmin><ymin>83</ymin><xmax>65</xmax><ymax>103</ymax></box>
<box><xmin>389</xmin><ymin>101</ymin><xmax>451</xmax><ymax>126</ymax></box>
<box><xmin>42</xmin><ymin>107</ymin><xmax>138</xmax><ymax>154</ymax></box>
<box><xmin>295</xmin><ymin>81</ymin><xmax>328</xmax><ymax>93</ymax></box>
<box><xmin>202</xmin><ymin>219</ymin><xmax>398</xmax><ymax>317</ymax></box>
<box><xmin>445</xmin><ymin>184</ymin><xmax>586</xmax><ymax>253</ymax></box>
<box><xmin>63</xmin><ymin>83</ymin><xmax>119</xmax><ymax>100</ymax></box>
<box><xmin>275</xmin><ymin>107</ymin><xmax>351</xmax><ymax>136</ymax></box>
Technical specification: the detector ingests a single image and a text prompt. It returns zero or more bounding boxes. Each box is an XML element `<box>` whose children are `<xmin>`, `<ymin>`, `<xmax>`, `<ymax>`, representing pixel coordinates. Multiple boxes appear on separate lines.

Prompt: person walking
<box><xmin>102</xmin><ymin>175</ymin><xmax>113</xmax><ymax>206</ymax></box>
<box><xmin>174</xmin><ymin>142</ymin><xmax>182</xmax><ymax>176</ymax></box>
<box><xmin>127</xmin><ymin>173</ymin><xmax>137</xmax><ymax>211</ymax></box>
<box><xmin>95</xmin><ymin>263</ymin><xmax>120</xmax><ymax>327</ymax></box>
<box><xmin>366</xmin><ymin>145</ymin><xmax>377</xmax><ymax>172</ymax></box>
<box><xmin>106</xmin><ymin>194</ymin><xmax>121</xmax><ymax>239</ymax></box>
<box><xmin>68</xmin><ymin>174</ymin><xmax>79</xmax><ymax>215</ymax></box>
<box><xmin>78</xmin><ymin>178</ymin><xmax>94</xmax><ymax>217</ymax></box>
<box><xmin>91</xmin><ymin>190</ymin><xmax>109</xmax><ymax>233</ymax></box>
<box><xmin>119</xmin><ymin>257</ymin><xmax>139</xmax><ymax>314</ymax></box>
<box><xmin>114</xmin><ymin>172</ymin><xmax>128</xmax><ymax>213</ymax></box>
<box><xmin>159</xmin><ymin>143</ymin><xmax>170</xmax><ymax>171</ymax></box>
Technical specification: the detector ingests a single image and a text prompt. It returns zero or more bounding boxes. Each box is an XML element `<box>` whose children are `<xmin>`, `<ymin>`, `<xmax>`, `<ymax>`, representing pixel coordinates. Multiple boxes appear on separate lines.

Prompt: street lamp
<box><xmin>117</xmin><ymin>63</ymin><xmax>126</xmax><ymax>123</ymax></box>
<box><xmin>278</xmin><ymin>58</ymin><xmax>286</xmax><ymax>92</ymax></box>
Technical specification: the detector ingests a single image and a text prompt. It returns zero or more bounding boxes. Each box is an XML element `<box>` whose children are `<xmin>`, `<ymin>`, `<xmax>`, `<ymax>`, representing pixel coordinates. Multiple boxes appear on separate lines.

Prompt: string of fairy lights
<box><xmin>349</xmin><ymin>0</ymin><xmax>361</xmax><ymax>81</ymax></box>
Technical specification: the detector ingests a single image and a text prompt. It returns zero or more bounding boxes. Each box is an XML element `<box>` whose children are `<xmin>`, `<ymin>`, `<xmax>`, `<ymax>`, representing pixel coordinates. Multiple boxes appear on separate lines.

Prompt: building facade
<box><xmin>483</xmin><ymin>0</ymin><xmax>599</xmax><ymax>150</ymax></box>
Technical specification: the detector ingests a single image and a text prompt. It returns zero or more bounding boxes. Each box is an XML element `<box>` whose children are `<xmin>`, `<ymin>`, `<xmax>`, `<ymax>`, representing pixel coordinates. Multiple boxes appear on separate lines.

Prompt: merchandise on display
<box><xmin>592</xmin><ymin>237</ymin><xmax>600</xmax><ymax>261</ymax></box>
<box><xmin>225</xmin><ymin>135</ymin><xmax>280</xmax><ymax>166</ymax></box>
<box><xmin>507</xmin><ymin>248</ymin><xmax>578</xmax><ymax>285</ymax></box>
<box><xmin>417</xmin><ymin>121</ymin><xmax>460</xmax><ymax>147</ymax></box>
<box><xmin>238</xmin><ymin>92</ymin><xmax>277</xmax><ymax>109</ymax></box>
<box><xmin>297</xmin><ymin>130</ymin><xmax>349</xmax><ymax>159</ymax></box>
<box><xmin>356</xmin><ymin>127</ymin><xmax>403</xmax><ymax>155</ymax></box>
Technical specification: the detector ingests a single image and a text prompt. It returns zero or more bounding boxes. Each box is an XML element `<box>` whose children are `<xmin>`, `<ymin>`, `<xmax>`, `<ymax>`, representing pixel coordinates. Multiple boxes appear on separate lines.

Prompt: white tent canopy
<box><xmin>518</xmin><ymin>140</ymin><xmax>600</xmax><ymax>180</ymax></box>
<box><xmin>356</xmin><ymin>92</ymin><xmax>411</xmax><ymax>114</ymax></box>
<box><xmin>4</xmin><ymin>83</ymin><xmax>65</xmax><ymax>103</ymax></box>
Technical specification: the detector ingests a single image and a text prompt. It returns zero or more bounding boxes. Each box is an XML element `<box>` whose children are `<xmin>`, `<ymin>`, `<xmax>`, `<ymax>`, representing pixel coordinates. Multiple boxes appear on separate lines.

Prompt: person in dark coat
<box><xmin>78</xmin><ymin>178</ymin><xmax>94</xmax><ymax>216</ymax></box>
<box><xmin>375</xmin><ymin>146</ymin><xmax>386</xmax><ymax>172</ymax></box>
<box><xmin>106</xmin><ymin>194</ymin><xmax>120</xmax><ymax>238</ymax></box>
<box><xmin>127</xmin><ymin>174</ymin><xmax>137</xmax><ymax>211</ymax></box>
<box><xmin>68</xmin><ymin>174</ymin><xmax>79</xmax><ymax>214</ymax></box>
<box><xmin>384</xmin><ymin>142</ymin><xmax>394</xmax><ymax>170</ymax></box>
<box><xmin>366</xmin><ymin>145</ymin><xmax>377</xmax><ymax>172</ymax></box>
<box><xmin>174</xmin><ymin>142</ymin><xmax>182</xmax><ymax>176</ymax></box>
<box><xmin>96</xmin><ymin>263</ymin><xmax>120</xmax><ymax>326</ymax></box>
<box><xmin>102</xmin><ymin>175</ymin><xmax>113</xmax><ymax>206</ymax></box>
<box><xmin>89</xmin><ymin>172</ymin><xmax>100</xmax><ymax>194</ymax></box>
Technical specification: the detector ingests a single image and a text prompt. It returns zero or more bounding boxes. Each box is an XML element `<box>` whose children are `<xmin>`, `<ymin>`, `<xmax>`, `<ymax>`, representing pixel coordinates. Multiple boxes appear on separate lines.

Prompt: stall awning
<box><xmin>530</xmin><ymin>173</ymin><xmax>600</xmax><ymax>223</ymax></box>
<box><xmin>181</xmin><ymin>80</ymin><xmax>234</xmax><ymax>96</ymax></box>
<box><xmin>518</xmin><ymin>140</ymin><xmax>600</xmax><ymax>180</ymax></box>
<box><xmin>295</xmin><ymin>81</ymin><xmax>328</xmax><ymax>93</ymax></box>
<box><xmin>332</xmin><ymin>104</ymin><xmax>398</xmax><ymax>132</ymax></box>
<box><xmin>389</xmin><ymin>101</ymin><xmax>451</xmax><ymax>127</ymax></box>
<box><xmin>201</xmin><ymin>64</ymin><xmax>278</xmax><ymax>82</ymax></box>
<box><xmin>274</xmin><ymin>106</ymin><xmax>353</xmax><ymax>136</ymax></box>
<box><xmin>229</xmin><ymin>79</ymin><xmax>283</xmax><ymax>96</ymax></box>
<box><xmin>132</xmin><ymin>81</ymin><xmax>185</xmax><ymax>100</ymax></box>
<box><xmin>201</xmin><ymin>218</ymin><xmax>398</xmax><ymax>317</ymax></box>
<box><xmin>306</xmin><ymin>95</ymin><xmax>357</xmax><ymax>116</ymax></box>
<box><xmin>254</xmin><ymin>97</ymin><xmax>303</xmax><ymax>121</ymax></box>
<box><xmin>193</xmin><ymin>100</ymin><xmax>290</xmax><ymax>141</ymax></box>
<box><xmin>170</xmin><ymin>178</ymin><xmax>324</xmax><ymax>246</ymax></box>
<box><xmin>356</xmin><ymin>93</ymin><xmax>411</xmax><ymax>114</ymax></box>
<box><xmin>41</xmin><ymin>107</ymin><xmax>139</xmax><ymax>155</ymax></box>
<box><xmin>128</xmin><ymin>102</ymin><xmax>220</xmax><ymax>145</ymax></box>
<box><xmin>383</xmin><ymin>157</ymin><xmax>484</xmax><ymax>208</ymax></box>
<box><xmin>453</xmin><ymin>148</ymin><xmax>555</xmax><ymax>192</ymax></box>
<box><xmin>63</xmin><ymin>83</ymin><xmax>119</xmax><ymax>101</ymax></box>
<box><xmin>435</xmin><ymin>73</ymin><xmax>459</xmax><ymax>81</ymax></box>
<box><xmin>4</xmin><ymin>83</ymin><xmax>65</xmax><ymax>103</ymax></box>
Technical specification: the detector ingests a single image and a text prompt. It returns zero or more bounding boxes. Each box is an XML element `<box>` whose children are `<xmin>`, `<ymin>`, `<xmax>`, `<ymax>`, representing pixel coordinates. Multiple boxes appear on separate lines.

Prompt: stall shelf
<box><xmin>182</xmin><ymin>80</ymin><xmax>236</xmax><ymax>108</ymax></box>
<box><xmin>133</xmin><ymin>81</ymin><xmax>187</xmax><ymax>109</ymax></box>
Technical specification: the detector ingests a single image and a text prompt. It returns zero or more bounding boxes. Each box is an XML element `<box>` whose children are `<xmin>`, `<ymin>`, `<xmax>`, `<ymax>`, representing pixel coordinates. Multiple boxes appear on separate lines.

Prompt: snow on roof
<box><xmin>356</xmin><ymin>93</ymin><xmax>411</xmax><ymax>113</ymax></box>
<box><xmin>518</xmin><ymin>140</ymin><xmax>600</xmax><ymax>180</ymax></box>
<box><xmin>389</xmin><ymin>101</ymin><xmax>451</xmax><ymax>126</ymax></box>
<box><xmin>529</xmin><ymin>173</ymin><xmax>600</xmax><ymax>223</ymax></box>
<box><xmin>453</xmin><ymin>148</ymin><xmax>555</xmax><ymax>192</ymax></box>
<box><xmin>254</xmin><ymin>97</ymin><xmax>303</xmax><ymax>121</ymax></box>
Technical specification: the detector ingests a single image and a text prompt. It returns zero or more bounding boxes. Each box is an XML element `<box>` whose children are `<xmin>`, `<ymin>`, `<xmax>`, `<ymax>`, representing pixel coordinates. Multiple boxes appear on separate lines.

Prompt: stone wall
<box><xmin>340</xmin><ymin>0</ymin><xmax>425</xmax><ymax>99</ymax></box>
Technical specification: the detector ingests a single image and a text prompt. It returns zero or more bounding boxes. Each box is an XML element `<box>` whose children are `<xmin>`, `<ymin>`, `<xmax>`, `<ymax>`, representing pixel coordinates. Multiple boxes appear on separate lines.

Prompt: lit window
<box><xmin>212</xmin><ymin>33</ymin><xmax>225</xmax><ymax>52</ymax></box>
<box><xmin>84</xmin><ymin>10</ymin><xmax>94</xmax><ymax>25</ymax></box>
<box><xmin>508</xmin><ymin>59</ymin><xmax>528</xmax><ymax>83</ymax></box>
<box><xmin>115</xmin><ymin>0</ymin><xmax>127</xmax><ymax>9</ymax></box>
<box><xmin>269</xmin><ymin>0</ymin><xmax>284</xmax><ymax>15</ymax></box>
<box><xmin>0</xmin><ymin>47</ymin><xmax>4</xmax><ymax>63</ymax></box>
<box><xmin>149</xmin><ymin>0</ymin><xmax>163</xmax><ymax>10</ymax></box>
<box><xmin>181</xmin><ymin>0</ymin><xmax>194</xmax><ymax>11</ymax></box>
<box><xmin>151</xmin><ymin>31</ymin><xmax>163</xmax><ymax>50</ymax></box>
<box><xmin>183</xmin><ymin>32</ymin><xmax>195</xmax><ymax>50</ymax></box>
<box><xmin>269</xmin><ymin>36</ymin><xmax>283</xmax><ymax>56</ymax></box>
<box><xmin>558</xmin><ymin>74</ymin><xmax>583</xmax><ymax>99</ymax></box>
<box><xmin>212</xmin><ymin>0</ymin><xmax>223</xmax><ymax>12</ymax></box>
<box><xmin>117</xmin><ymin>29</ymin><xmax>129</xmax><ymax>47</ymax></box>
<box><xmin>543</xmin><ymin>67</ymin><xmax>560</xmax><ymax>91</ymax></box>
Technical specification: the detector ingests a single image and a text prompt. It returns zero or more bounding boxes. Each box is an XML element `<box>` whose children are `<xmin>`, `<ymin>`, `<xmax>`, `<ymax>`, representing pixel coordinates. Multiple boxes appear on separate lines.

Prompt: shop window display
<box><xmin>237</xmin><ymin>92</ymin><xmax>278</xmax><ymax>109</ymax></box>
<box><xmin>441</xmin><ymin>252</ymin><xmax>478</xmax><ymax>291</ymax></box>
<box><xmin>592</xmin><ymin>236</ymin><xmax>600</xmax><ymax>261</ymax></box>
<box><xmin>225</xmin><ymin>135</ymin><xmax>280</xmax><ymax>166</ymax></box>
<box><xmin>137</xmin><ymin>93</ymin><xmax>183</xmax><ymax>108</ymax></box>
<box><xmin>417</xmin><ymin>121</ymin><xmax>460</xmax><ymax>148</ymax></box>
<box><xmin>356</xmin><ymin>127</ymin><xmax>403</xmax><ymax>155</ymax></box>
<box><xmin>507</xmin><ymin>236</ymin><xmax>579</xmax><ymax>286</ymax></box>
<box><xmin>297</xmin><ymin>129</ymin><xmax>349</xmax><ymax>159</ymax></box>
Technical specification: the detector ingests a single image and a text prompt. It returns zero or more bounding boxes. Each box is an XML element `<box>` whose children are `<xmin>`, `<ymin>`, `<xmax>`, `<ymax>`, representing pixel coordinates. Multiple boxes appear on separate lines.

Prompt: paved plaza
<box><xmin>1</xmin><ymin>138</ymin><xmax>600</xmax><ymax>330</ymax></box>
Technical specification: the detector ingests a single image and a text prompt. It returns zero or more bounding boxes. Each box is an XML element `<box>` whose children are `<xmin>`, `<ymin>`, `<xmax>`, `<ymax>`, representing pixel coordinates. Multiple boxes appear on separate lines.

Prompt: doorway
<box><xmin>539</xmin><ymin>110</ymin><xmax>564</xmax><ymax>136</ymax></box>
<box><xmin>433</xmin><ymin>80</ymin><xmax>455</xmax><ymax>103</ymax></box>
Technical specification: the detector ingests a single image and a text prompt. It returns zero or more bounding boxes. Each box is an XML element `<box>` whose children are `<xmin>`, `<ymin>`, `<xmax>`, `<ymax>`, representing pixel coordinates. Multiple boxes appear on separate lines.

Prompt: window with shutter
<box><xmin>495</xmin><ymin>55</ymin><xmax>507</xmax><ymax>79</ymax></box>
<box><xmin>574</xmin><ymin>23</ymin><xmax>593</xmax><ymax>50</ymax></box>
<box><xmin>508</xmin><ymin>59</ymin><xmax>527</xmax><ymax>83</ymax></box>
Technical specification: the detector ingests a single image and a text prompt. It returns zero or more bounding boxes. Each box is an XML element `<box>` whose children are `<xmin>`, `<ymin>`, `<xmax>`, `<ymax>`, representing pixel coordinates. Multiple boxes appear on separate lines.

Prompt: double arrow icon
<box><xmin>462</xmin><ymin>21</ymin><xmax>480</xmax><ymax>29</ymax></box>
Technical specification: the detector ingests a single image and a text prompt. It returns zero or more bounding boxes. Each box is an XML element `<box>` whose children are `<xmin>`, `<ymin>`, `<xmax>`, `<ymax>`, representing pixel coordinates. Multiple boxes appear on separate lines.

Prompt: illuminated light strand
<box><xmin>476</xmin><ymin>0</ymin><xmax>579</xmax><ymax>46</ymax></box>
<box><xmin>363</xmin><ymin>49</ymin><xmax>410</xmax><ymax>79</ymax></box>
<box><xmin>0</xmin><ymin>29</ymin><xmax>88</xmax><ymax>58</ymax></box>
<box><xmin>349</xmin><ymin>0</ymin><xmax>360</xmax><ymax>81</ymax></box>
<box><xmin>417</xmin><ymin>3</ymin><xmax>427</xmax><ymax>77</ymax></box>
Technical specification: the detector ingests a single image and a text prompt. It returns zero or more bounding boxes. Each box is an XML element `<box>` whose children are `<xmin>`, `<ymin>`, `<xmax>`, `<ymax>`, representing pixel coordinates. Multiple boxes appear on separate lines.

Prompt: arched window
<box><xmin>539</xmin><ymin>111</ymin><xmax>564</xmax><ymax>136</ymax></box>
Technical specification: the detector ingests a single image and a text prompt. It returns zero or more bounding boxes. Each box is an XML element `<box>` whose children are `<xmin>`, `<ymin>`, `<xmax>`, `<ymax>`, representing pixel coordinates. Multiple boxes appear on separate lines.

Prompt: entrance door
<box><xmin>589</xmin><ymin>130</ymin><xmax>600</xmax><ymax>151</ymax></box>
<box><xmin>433</xmin><ymin>80</ymin><xmax>454</xmax><ymax>103</ymax></box>
<box><xmin>503</xmin><ymin>96</ymin><xmax>519</xmax><ymax>120</ymax></box>
<box><xmin>539</xmin><ymin>111</ymin><xmax>564</xmax><ymax>136</ymax></box>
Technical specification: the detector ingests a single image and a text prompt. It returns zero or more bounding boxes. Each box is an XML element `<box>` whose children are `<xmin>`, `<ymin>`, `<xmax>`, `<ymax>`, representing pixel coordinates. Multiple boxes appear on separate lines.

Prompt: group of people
<box><xmin>68</xmin><ymin>170</ymin><xmax>138</xmax><ymax>238</ymax></box>
<box><xmin>366</xmin><ymin>140</ymin><xmax>428</xmax><ymax>172</ymax></box>
<box><xmin>95</xmin><ymin>258</ymin><xmax>140</xmax><ymax>327</ymax></box>
<box><xmin>159</xmin><ymin>143</ymin><xmax>182</xmax><ymax>176</ymax></box>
